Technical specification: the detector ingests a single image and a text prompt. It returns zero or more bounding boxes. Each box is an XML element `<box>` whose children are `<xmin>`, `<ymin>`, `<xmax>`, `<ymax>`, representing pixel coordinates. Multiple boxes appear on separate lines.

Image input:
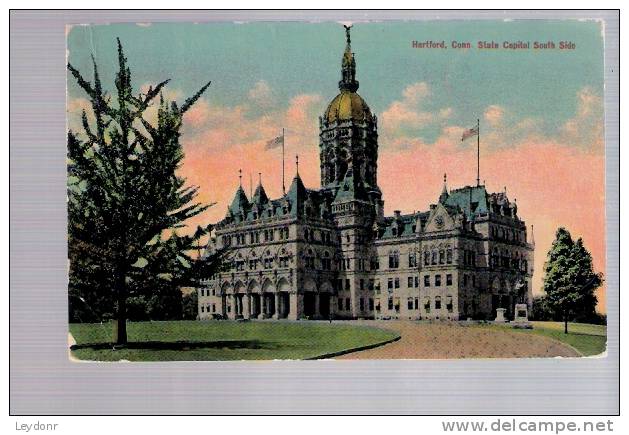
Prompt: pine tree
<box><xmin>542</xmin><ymin>227</ymin><xmax>602</xmax><ymax>333</ymax></box>
<box><xmin>571</xmin><ymin>237</ymin><xmax>602</xmax><ymax>322</ymax></box>
<box><xmin>67</xmin><ymin>39</ymin><xmax>218</xmax><ymax>345</ymax></box>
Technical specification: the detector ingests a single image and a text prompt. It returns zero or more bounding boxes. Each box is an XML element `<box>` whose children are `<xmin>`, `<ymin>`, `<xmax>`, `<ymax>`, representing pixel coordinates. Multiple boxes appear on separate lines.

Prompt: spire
<box><xmin>439</xmin><ymin>173</ymin><xmax>449</xmax><ymax>203</ymax></box>
<box><xmin>252</xmin><ymin>172</ymin><xmax>268</xmax><ymax>205</ymax></box>
<box><xmin>339</xmin><ymin>25</ymin><xmax>359</xmax><ymax>92</ymax></box>
<box><xmin>296</xmin><ymin>154</ymin><xmax>299</xmax><ymax>176</ymax></box>
<box><xmin>531</xmin><ymin>224</ymin><xmax>535</xmax><ymax>245</ymax></box>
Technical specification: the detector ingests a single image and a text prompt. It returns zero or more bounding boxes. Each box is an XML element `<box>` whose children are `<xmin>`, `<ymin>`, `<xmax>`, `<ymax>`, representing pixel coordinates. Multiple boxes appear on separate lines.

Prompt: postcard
<box><xmin>66</xmin><ymin>19</ymin><xmax>607</xmax><ymax>362</ymax></box>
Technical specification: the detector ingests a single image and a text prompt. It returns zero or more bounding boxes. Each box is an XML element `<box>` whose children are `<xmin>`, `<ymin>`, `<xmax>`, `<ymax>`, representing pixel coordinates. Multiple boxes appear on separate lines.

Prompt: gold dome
<box><xmin>324</xmin><ymin>91</ymin><xmax>372</xmax><ymax>123</ymax></box>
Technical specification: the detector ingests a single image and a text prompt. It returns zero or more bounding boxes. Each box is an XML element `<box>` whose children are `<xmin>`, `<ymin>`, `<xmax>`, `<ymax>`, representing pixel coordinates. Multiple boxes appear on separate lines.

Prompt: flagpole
<box><xmin>476</xmin><ymin>118</ymin><xmax>480</xmax><ymax>186</ymax></box>
<box><xmin>282</xmin><ymin>128</ymin><xmax>285</xmax><ymax>195</ymax></box>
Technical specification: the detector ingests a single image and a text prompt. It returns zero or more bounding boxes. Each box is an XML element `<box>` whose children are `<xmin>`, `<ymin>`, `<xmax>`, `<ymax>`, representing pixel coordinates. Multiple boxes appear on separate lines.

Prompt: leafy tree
<box><xmin>530</xmin><ymin>295</ymin><xmax>555</xmax><ymax>321</ymax></box>
<box><xmin>182</xmin><ymin>291</ymin><xmax>199</xmax><ymax>320</ymax></box>
<box><xmin>542</xmin><ymin>227</ymin><xmax>603</xmax><ymax>333</ymax></box>
<box><xmin>67</xmin><ymin>39</ymin><xmax>220</xmax><ymax>345</ymax></box>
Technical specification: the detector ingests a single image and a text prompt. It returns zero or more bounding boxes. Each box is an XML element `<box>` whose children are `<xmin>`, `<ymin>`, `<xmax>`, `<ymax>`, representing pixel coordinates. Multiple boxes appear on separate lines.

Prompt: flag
<box><xmin>265</xmin><ymin>134</ymin><xmax>284</xmax><ymax>149</ymax></box>
<box><xmin>461</xmin><ymin>126</ymin><xmax>479</xmax><ymax>142</ymax></box>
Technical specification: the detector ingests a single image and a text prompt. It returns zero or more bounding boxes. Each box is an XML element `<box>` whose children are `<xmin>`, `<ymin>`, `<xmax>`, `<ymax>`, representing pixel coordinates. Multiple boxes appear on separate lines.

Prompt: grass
<box><xmin>69</xmin><ymin>320</ymin><xmax>400</xmax><ymax>361</ymax></box>
<box><xmin>512</xmin><ymin>321</ymin><xmax>607</xmax><ymax>356</ymax></box>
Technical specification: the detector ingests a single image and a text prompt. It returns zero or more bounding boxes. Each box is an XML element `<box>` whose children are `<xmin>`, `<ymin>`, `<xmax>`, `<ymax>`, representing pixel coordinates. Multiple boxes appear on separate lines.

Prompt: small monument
<box><xmin>494</xmin><ymin>308</ymin><xmax>507</xmax><ymax>323</ymax></box>
<box><xmin>512</xmin><ymin>303</ymin><xmax>532</xmax><ymax>329</ymax></box>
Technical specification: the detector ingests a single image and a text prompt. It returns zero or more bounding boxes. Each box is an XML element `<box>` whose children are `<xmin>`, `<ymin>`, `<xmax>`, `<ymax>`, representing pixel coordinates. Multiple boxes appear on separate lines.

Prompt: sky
<box><xmin>67</xmin><ymin>20</ymin><xmax>606</xmax><ymax>311</ymax></box>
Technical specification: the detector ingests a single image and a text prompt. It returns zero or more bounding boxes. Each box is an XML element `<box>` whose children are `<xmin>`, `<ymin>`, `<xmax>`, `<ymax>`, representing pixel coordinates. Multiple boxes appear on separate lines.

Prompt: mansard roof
<box><xmin>443</xmin><ymin>185</ymin><xmax>489</xmax><ymax>220</ymax></box>
<box><xmin>220</xmin><ymin>173</ymin><xmax>337</xmax><ymax>227</ymax></box>
<box><xmin>333</xmin><ymin>165</ymin><xmax>367</xmax><ymax>202</ymax></box>
<box><xmin>378</xmin><ymin>211</ymin><xmax>429</xmax><ymax>239</ymax></box>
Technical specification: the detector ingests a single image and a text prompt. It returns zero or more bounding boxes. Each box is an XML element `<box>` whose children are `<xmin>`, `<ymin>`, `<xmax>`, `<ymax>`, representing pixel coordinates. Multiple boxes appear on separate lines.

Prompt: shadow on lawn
<box><xmin>71</xmin><ymin>340</ymin><xmax>283</xmax><ymax>351</ymax></box>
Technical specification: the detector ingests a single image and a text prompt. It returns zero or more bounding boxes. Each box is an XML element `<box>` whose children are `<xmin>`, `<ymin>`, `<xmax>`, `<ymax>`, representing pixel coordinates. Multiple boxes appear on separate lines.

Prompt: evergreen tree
<box><xmin>67</xmin><ymin>39</ymin><xmax>219</xmax><ymax>345</ymax></box>
<box><xmin>542</xmin><ymin>227</ymin><xmax>602</xmax><ymax>333</ymax></box>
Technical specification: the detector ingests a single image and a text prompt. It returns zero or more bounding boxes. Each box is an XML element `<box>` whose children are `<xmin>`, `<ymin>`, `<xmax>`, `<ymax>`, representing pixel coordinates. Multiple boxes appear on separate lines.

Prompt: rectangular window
<box><xmin>394</xmin><ymin>297</ymin><xmax>400</xmax><ymax>313</ymax></box>
<box><xmin>408</xmin><ymin>253</ymin><xmax>417</xmax><ymax>267</ymax></box>
<box><xmin>394</xmin><ymin>278</ymin><xmax>400</xmax><ymax>289</ymax></box>
<box><xmin>345</xmin><ymin>279</ymin><xmax>351</xmax><ymax>290</ymax></box>
<box><xmin>424</xmin><ymin>299</ymin><xmax>430</xmax><ymax>313</ymax></box>
<box><xmin>388</xmin><ymin>297</ymin><xmax>394</xmax><ymax>310</ymax></box>
<box><xmin>388</xmin><ymin>278</ymin><xmax>393</xmax><ymax>289</ymax></box>
<box><xmin>375</xmin><ymin>299</ymin><xmax>381</xmax><ymax>312</ymax></box>
<box><xmin>414</xmin><ymin>297</ymin><xmax>419</xmax><ymax>310</ymax></box>
<box><xmin>414</xmin><ymin>276</ymin><xmax>419</xmax><ymax>288</ymax></box>
<box><xmin>435</xmin><ymin>275</ymin><xmax>442</xmax><ymax>287</ymax></box>
<box><xmin>424</xmin><ymin>275</ymin><xmax>430</xmax><ymax>287</ymax></box>
<box><xmin>435</xmin><ymin>297</ymin><xmax>442</xmax><ymax>310</ymax></box>
<box><xmin>463</xmin><ymin>274</ymin><xmax>468</xmax><ymax>287</ymax></box>
<box><xmin>369</xmin><ymin>298</ymin><xmax>374</xmax><ymax>311</ymax></box>
<box><xmin>446</xmin><ymin>274</ymin><xmax>453</xmax><ymax>286</ymax></box>
<box><xmin>408</xmin><ymin>276</ymin><xmax>414</xmax><ymax>288</ymax></box>
<box><xmin>345</xmin><ymin>298</ymin><xmax>351</xmax><ymax>311</ymax></box>
<box><xmin>360</xmin><ymin>279</ymin><xmax>364</xmax><ymax>290</ymax></box>
<box><xmin>338</xmin><ymin>297</ymin><xmax>343</xmax><ymax>311</ymax></box>
<box><xmin>407</xmin><ymin>298</ymin><xmax>414</xmax><ymax>310</ymax></box>
<box><xmin>359</xmin><ymin>298</ymin><xmax>365</xmax><ymax>311</ymax></box>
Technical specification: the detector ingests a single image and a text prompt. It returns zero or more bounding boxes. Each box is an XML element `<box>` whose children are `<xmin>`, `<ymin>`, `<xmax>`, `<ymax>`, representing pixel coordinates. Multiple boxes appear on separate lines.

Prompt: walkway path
<box><xmin>336</xmin><ymin>321</ymin><xmax>580</xmax><ymax>359</ymax></box>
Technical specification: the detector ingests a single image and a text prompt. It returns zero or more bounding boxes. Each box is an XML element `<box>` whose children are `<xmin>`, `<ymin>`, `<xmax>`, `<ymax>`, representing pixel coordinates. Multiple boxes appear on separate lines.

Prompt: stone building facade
<box><xmin>197</xmin><ymin>28</ymin><xmax>534</xmax><ymax>321</ymax></box>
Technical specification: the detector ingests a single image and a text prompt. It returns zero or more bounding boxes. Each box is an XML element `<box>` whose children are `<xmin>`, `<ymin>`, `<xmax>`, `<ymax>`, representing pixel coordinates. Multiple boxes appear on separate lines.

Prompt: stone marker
<box><xmin>494</xmin><ymin>308</ymin><xmax>507</xmax><ymax>323</ymax></box>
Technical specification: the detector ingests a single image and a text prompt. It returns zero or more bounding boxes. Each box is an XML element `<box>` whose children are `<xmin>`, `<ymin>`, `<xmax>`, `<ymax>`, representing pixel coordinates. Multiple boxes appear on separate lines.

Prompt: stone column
<box><xmin>273</xmin><ymin>293</ymin><xmax>281</xmax><ymax>319</ymax></box>
<box><xmin>243</xmin><ymin>294</ymin><xmax>251</xmax><ymax>319</ymax></box>
<box><xmin>288</xmin><ymin>292</ymin><xmax>299</xmax><ymax>320</ymax></box>
<box><xmin>229</xmin><ymin>295</ymin><xmax>236</xmax><ymax>320</ymax></box>
<box><xmin>260</xmin><ymin>295</ymin><xmax>267</xmax><ymax>319</ymax></box>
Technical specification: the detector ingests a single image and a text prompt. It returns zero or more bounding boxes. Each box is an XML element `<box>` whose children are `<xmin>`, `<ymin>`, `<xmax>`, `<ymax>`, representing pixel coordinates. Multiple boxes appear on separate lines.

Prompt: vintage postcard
<box><xmin>66</xmin><ymin>19</ymin><xmax>607</xmax><ymax>362</ymax></box>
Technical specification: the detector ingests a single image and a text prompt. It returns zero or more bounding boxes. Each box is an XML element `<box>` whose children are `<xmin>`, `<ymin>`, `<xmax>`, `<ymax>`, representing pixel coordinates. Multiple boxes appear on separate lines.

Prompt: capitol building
<box><xmin>197</xmin><ymin>28</ymin><xmax>534</xmax><ymax>321</ymax></box>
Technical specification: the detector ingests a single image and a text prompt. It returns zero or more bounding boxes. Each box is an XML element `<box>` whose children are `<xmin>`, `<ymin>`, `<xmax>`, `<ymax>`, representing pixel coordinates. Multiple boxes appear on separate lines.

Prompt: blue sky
<box><xmin>67</xmin><ymin>20</ymin><xmax>603</xmax><ymax>144</ymax></box>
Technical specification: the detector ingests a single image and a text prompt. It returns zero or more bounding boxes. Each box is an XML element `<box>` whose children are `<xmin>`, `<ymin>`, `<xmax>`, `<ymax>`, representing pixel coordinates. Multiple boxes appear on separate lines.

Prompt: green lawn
<box><xmin>516</xmin><ymin>321</ymin><xmax>607</xmax><ymax>357</ymax></box>
<box><xmin>69</xmin><ymin>320</ymin><xmax>399</xmax><ymax>361</ymax></box>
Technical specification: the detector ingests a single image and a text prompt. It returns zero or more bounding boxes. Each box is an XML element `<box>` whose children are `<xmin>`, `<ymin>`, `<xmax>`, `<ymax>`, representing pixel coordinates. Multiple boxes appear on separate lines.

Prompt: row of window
<box><xmin>233</xmin><ymin>254</ymin><xmax>291</xmax><ymax>271</ymax></box>
<box><xmin>337</xmin><ymin>296</ymin><xmax>455</xmax><ymax>313</ymax></box>
<box><xmin>304</xmin><ymin>228</ymin><xmax>333</xmax><ymax>244</ymax></box>
<box><xmin>199</xmin><ymin>288</ymin><xmax>216</xmax><ymax>297</ymax></box>
<box><xmin>490</xmin><ymin>225</ymin><xmax>525</xmax><ymax>243</ymax></box>
<box><xmin>200</xmin><ymin>304</ymin><xmax>217</xmax><ymax>313</ymax></box>
<box><xmin>332</xmin><ymin>273</ymin><xmax>465</xmax><ymax>293</ymax></box>
<box><xmin>222</xmin><ymin>226</ymin><xmax>290</xmax><ymax>247</ymax></box>
<box><xmin>423</xmin><ymin>249</ymin><xmax>454</xmax><ymax>266</ymax></box>
<box><xmin>490</xmin><ymin>248</ymin><xmax>528</xmax><ymax>272</ymax></box>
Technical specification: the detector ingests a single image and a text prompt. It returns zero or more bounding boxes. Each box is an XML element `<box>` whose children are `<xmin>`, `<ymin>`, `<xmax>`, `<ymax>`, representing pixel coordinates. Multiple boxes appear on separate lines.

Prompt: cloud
<box><xmin>559</xmin><ymin>86</ymin><xmax>604</xmax><ymax>151</ymax></box>
<box><xmin>380</xmin><ymin>82</ymin><xmax>453</xmax><ymax>147</ymax></box>
<box><xmin>484</xmin><ymin>105</ymin><xmax>505</xmax><ymax>126</ymax></box>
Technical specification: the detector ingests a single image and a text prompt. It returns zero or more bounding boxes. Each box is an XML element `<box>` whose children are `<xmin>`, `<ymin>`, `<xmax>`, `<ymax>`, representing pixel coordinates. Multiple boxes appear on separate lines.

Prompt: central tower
<box><xmin>319</xmin><ymin>26</ymin><xmax>382</xmax><ymax>212</ymax></box>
